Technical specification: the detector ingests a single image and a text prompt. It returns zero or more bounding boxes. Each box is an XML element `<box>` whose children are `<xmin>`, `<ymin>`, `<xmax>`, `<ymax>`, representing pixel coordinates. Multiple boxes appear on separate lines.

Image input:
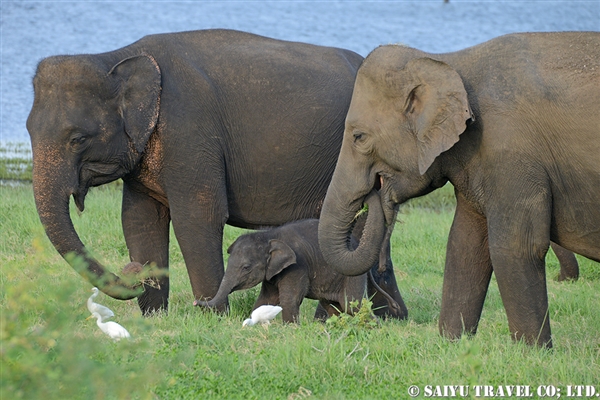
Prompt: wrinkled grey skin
<box><xmin>196</xmin><ymin>195</ymin><xmax>407</xmax><ymax>322</ymax></box>
<box><xmin>319</xmin><ymin>32</ymin><xmax>599</xmax><ymax>347</ymax></box>
<box><xmin>551</xmin><ymin>243</ymin><xmax>579</xmax><ymax>281</ymax></box>
<box><xmin>26</xmin><ymin>29</ymin><xmax>406</xmax><ymax>315</ymax></box>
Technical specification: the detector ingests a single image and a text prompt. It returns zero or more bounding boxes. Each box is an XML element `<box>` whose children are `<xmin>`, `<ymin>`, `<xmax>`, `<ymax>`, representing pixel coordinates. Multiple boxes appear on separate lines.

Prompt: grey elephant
<box><xmin>196</xmin><ymin>199</ymin><xmax>406</xmax><ymax>322</ymax></box>
<box><xmin>318</xmin><ymin>32</ymin><xmax>599</xmax><ymax>347</ymax></box>
<box><xmin>26</xmin><ymin>29</ymin><xmax>407</xmax><ymax>317</ymax></box>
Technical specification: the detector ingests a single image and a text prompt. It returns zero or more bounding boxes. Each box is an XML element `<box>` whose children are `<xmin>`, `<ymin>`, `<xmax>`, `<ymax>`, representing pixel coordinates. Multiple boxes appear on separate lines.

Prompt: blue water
<box><xmin>1</xmin><ymin>0</ymin><xmax>598</xmax><ymax>146</ymax></box>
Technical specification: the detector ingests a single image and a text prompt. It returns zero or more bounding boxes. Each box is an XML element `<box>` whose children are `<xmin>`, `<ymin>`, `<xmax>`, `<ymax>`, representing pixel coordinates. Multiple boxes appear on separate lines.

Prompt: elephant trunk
<box><xmin>32</xmin><ymin>147</ymin><xmax>143</xmax><ymax>300</ymax></box>
<box><xmin>319</xmin><ymin>186</ymin><xmax>386</xmax><ymax>276</ymax></box>
<box><xmin>193</xmin><ymin>275</ymin><xmax>232</xmax><ymax>310</ymax></box>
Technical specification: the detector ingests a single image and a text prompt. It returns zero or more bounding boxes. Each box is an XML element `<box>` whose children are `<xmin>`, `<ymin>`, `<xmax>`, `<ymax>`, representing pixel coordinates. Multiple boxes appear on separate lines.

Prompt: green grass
<box><xmin>2</xmin><ymin>181</ymin><xmax>599</xmax><ymax>399</ymax></box>
<box><xmin>0</xmin><ymin>143</ymin><xmax>32</xmax><ymax>181</ymax></box>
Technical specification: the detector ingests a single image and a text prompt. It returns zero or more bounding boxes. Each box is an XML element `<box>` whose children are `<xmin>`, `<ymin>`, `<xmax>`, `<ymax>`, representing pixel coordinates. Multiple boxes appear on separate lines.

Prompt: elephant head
<box><xmin>319</xmin><ymin>49</ymin><xmax>473</xmax><ymax>275</ymax></box>
<box><xmin>194</xmin><ymin>235</ymin><xmax>297</xmax><ymax>309</ymax></box>
<box><xmin>26</xmin><ymin>53</ymin><xmax>161</xmax><ymax>299</ymax></box>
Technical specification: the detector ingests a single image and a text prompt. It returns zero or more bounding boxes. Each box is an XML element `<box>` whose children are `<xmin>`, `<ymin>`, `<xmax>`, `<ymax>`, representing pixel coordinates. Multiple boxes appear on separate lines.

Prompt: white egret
<box><xmin>242</xmin><ymin>305</ymin><xmax>282</xmax><ymax>327</ymax></box>
<box><xmin>87</xmin><ymin>312</ymin><xmax>131</xmax><ymax>341</ymax></box>
<box><xmin>87</xmin><ymin>287</ymin><xmax>115</xmax><ymax>320</ymax></box>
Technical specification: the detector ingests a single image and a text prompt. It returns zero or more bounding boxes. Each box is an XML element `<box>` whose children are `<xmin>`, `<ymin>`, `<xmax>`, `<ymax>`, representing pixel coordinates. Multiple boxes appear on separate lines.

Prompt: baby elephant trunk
<box><xmin>193</xmin><ymin>278</ymin><xmax>232</xmax><ymax>310</ymax></box>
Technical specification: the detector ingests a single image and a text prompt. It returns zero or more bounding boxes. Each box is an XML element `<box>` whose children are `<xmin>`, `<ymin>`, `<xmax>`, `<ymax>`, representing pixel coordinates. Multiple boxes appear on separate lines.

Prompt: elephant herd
<box><xmin>27</xmin><ymin>29</ymin><xmax>599</xmax><ymax>348</ymax></box>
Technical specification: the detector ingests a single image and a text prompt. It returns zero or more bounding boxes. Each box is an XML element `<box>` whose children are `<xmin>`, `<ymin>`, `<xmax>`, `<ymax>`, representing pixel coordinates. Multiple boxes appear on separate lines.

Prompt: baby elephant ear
<box><xmin>266</xmin><ymin>239</ymin><xmax>297</xmax><ymax>281</ymax></box>
<box><xmin>400</xmin><ymin>57</ymin><xmax>473</xmax><ymax>175</ymax></box>
<box><xmin>109</xmin><ymin>54</ymin><xmax>161</xmax><ymax>154</ymax></box>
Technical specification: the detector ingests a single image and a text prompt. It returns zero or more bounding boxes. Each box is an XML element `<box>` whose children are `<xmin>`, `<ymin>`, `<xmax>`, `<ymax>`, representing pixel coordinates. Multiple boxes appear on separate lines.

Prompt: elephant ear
<box><xmin>398</xmin><ymin>57</ymin><xmax>473</xmax><ymax>175</ymax></box>
<box><xmin>266</xmin><ymin>239</ymin><xmax>297</xmax><ymax>281</ymax></box>
<box><xmin>108</xmin><ymin>54</ymin><xmax>161</xmax><ymax>154</ymax></box>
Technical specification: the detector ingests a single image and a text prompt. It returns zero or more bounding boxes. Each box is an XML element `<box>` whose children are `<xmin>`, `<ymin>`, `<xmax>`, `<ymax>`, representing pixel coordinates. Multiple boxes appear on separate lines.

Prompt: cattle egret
<box><xmin>242</xmin><ymin>305</ymin><xmax>282</xmax><ymax>327</ymax></box>
<box><xmin>87</xmin><ymin>312</ymin><xmax>131</xmax><ymax>340</ymax></box>
<box><xmin>87</xmin><ymin>287</ymin><xmax>115</xmax><ymax>320</ymax></box>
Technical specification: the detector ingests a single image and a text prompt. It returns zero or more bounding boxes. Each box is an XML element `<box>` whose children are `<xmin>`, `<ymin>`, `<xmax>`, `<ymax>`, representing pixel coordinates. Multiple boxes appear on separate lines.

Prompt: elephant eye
<box><xmin>352</xmin><ymin>131</ymin><xmax>372</xmax><ymax>155</ymax></box>
<box><xmin>70</xmin><ymin>135</ymin><xmax>87</xmax><ymax>146</ymax></box>
<box><xmin>353</xmin><ymin>131</ymin><xmax>365</xmax><ymax>143</ymax></box>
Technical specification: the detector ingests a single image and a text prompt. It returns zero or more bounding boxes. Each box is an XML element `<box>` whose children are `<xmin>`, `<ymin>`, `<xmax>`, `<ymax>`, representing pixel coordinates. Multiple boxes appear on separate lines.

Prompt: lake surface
<box><xmin>1</xmin><ymin>0</ymin><xmax>598</xmax><ymax>146</ymax></box>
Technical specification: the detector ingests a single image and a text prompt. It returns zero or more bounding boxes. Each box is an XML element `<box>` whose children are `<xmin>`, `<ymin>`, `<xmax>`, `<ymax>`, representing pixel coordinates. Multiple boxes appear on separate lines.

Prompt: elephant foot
<box><xmin>313</xmin><ymin>303</ymin><xmax>329</xmax><ymax>321</ymax></box>
<box><xmin>551</xmin><ymin>243</ymin><xmax>579</xmax><ymax>281</ymax></box>
<box><xmin>556</xmin><ymin>262</ymin><xmax>579</xmax><ymax>282</ymax></box>
<box><xmin>137</xmin><ymin>286</ymin><xmax>169</xmax><ymax>316</ymax></box>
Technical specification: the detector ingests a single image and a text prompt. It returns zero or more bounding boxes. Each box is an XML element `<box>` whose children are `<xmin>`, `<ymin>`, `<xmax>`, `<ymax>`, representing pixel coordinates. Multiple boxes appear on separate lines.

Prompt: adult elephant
<box><xmin>318</xmin><ymin>32</ymin><xmax>599</xmax><ymax>347</ymax></box>
<box><xmin>26</xmin><ymin>29</ymin><xmax>406</xmax><ymax>317</ymax></box>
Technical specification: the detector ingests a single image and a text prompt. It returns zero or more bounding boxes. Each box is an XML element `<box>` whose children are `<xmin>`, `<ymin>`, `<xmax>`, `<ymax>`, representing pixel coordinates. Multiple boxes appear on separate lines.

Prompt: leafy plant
<box><xmin>325</xmin><ymin>298</ymin><xmax>379</xmax><ymax>335</ymax></box>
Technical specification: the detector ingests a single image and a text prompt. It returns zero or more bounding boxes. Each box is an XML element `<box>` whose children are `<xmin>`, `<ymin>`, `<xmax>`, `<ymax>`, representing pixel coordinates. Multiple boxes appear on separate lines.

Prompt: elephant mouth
<box><xmin>374</xmin><ymin>173</ymin><xmax>383</xmax><ymax>191</ymax></box>
<box><xmin>375</xmin><ymin>165</ymin><xmax>449</xmax><ymax>209</ymax></box>
<box><xmin>73</xmin><ymin>163</ymin><xmax>126</xmax><ymax>212</ymax></box>
<box><xmin>73</xmin><ymin>187</ymin><xmax>89</xmax><ymax>212</ymax></box>
<box><xmin>372</xmin><ymin>172</ymin><xmax>399</xmax><ymax>227</ymax></box>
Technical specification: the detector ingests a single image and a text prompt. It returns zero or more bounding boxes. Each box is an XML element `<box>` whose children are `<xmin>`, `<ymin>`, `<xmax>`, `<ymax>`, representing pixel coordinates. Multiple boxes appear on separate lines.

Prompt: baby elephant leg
<box><xmin>315</xmin><ymin>301</ymin><xmax>341</xmax><ymax>320</ymax></box>
<box><xmin>279</xmin><ymin>298</ymin><xmax>302</xmax><ymax>323</ymax></box>
<box><xmin>253</xmin><ymin>281</ymin><xmax>280</xmax><ymax>309</ymax></box>
<box><xmin>278</xmin><ymin>271</ymin><xmax>309</xmax><ymax>323</ymax></box>
<box><xmin>314</xmin><ymin>302</ymin><xmax>329</xmax><ymax>321</ymax></box>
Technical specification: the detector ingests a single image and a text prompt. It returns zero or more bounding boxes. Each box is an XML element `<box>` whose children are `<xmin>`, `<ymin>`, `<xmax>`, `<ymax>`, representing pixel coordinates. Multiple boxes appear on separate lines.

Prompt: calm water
<box><xmin>1</xmin><ymin>0</ymin><xmax>598</xmax><ymax>146</ymax></box>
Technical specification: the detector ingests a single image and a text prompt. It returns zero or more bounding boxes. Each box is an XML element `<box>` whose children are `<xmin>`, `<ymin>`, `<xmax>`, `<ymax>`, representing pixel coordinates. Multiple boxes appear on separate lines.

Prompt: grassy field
<box><xmin>0</xmin><ymin>143</ymin><xmax>32</xmax><ymax>181</ymax></box>
<box><xmin>2</xmin><ymin>171</ymin><xmax>599</xmax><ymax>398</ymax></box>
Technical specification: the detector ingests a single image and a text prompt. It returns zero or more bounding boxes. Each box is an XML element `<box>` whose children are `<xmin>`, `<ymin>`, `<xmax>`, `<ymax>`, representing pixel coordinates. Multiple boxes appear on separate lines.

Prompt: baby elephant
<box><xmin>195</xmin><ymin>219</ymin><xmax>403</xmax><ymax>322</ymax></box>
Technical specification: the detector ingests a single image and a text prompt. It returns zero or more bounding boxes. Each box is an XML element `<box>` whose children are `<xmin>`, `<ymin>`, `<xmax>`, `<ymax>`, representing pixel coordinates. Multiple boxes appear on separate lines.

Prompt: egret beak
<box><xmin>86</xmin><ymin>315</ymin><xmax>94</xmax><ymax>320</ymax></box>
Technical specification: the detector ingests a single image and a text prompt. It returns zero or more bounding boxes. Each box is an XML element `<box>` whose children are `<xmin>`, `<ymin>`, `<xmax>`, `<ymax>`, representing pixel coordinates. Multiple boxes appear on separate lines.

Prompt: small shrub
<box><xmin>325</xmin><ymin>298</ymin><xmax>379</xmax><ymax>335</ymax></box>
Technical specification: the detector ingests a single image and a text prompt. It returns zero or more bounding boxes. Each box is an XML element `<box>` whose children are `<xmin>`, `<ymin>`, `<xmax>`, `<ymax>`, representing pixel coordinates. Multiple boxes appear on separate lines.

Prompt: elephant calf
<box><xmin>196</xmin><ymin>206</ymin><xmax>405</xmax><ymax>322</ymax></box>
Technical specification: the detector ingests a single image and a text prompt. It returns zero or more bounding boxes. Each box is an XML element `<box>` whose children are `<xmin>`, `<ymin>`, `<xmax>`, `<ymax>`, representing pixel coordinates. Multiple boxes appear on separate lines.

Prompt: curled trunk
<box><xmin>319</xmin><ymin>189</ymin><xmax>386</xmax><ymax>276</ymax></box>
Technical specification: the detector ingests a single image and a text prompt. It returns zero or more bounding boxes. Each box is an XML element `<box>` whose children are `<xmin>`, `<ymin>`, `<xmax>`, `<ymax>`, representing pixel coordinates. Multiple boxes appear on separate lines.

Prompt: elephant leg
<box><xmin>439</xmin><ymin>192</ymin><xmax>493</xmax><ymax>340</ymax></box>
<box><xmin>253</xmin><ymin>281</ymin><xmax>280</xmax><ymax>308</ymax></box>
<box><xmin>318</xmin><ymin>301</ymin><xmax>341</xmax><ymax>318</ymax></box>
<box><xmin>490</xmin><ymin>250</ymin><xmax>551</xmax><ymax>347</ymax></box>
<box><xmin>487</xmin><ymin>191</ymin><xmax>552</xmax><ymax>347</ymax></box>
<box><xmin>551</xmin><ymin>242</ymin><xmax>579</xmax><ymax>281</ymax></box>
<box><xmin>314</xmin><ymin>302</ymin><xmax>330</xmax><ymax>321</ymax></box>
<box><xmin>279</xmin><ymin>299</ymin><xmax>302</xmax><ymax>323</ymax></box>
<box><xmin>122</xmin><ymin>181</ymin><xmax>171</xmax><ymax>315</ymax></box>
<box><xmin>311</xmin><ymin>301</ymin><xmax>339</xmax><ymax>321</ymax></box>
<box><xmin>170</xmin><ymin>174</ymin><xmax>229</xmax><ymax>312</ymax></box>
<box><xmin>275</xmin><ymin>270</ymin><xmax>310</xmax><ymax>323</ymax></box>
